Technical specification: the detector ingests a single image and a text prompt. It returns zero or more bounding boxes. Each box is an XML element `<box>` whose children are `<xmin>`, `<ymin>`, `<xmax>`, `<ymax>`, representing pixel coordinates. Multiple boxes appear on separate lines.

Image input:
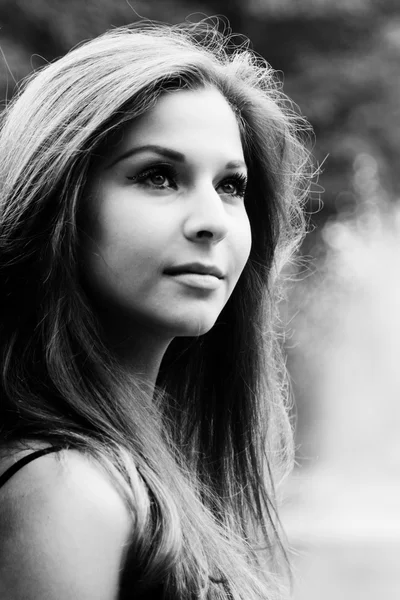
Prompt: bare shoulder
<box><xmin>0</xmin><ymin>446</ymin><xmax>134</xmax><ymax>600</ymax></box>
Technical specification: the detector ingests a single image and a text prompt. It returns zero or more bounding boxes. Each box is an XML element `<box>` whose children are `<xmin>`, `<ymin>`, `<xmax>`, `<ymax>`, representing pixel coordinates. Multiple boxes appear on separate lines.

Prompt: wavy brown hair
<box><xmin>0</xmin><ymin>20</ymin><xmax>312</xmax><ymax>599</ymax></box>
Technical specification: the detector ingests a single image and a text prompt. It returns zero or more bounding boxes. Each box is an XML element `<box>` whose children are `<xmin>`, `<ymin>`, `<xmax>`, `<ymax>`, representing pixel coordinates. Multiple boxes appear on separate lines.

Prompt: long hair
<box><xmin>0</xmin><ymin>20</ymin><xmax>312</xmax><ymax>599</ymax></box>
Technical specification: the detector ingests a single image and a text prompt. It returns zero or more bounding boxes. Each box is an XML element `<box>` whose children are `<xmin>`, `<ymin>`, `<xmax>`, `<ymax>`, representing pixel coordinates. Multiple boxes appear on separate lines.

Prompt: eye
<box><xmin>148</xmin><ymin>172</ymin><xmax>168</xmax><ymax>187</ymax></box>
<box><xmin>218</xmin><ymin>173</ymin><xmax>248</xmax><ymax>199</ymax></box>
<box><xmin>127</xmin><ymin>164</ymin><xmax>178</xmax><ymax>190</ymax></box>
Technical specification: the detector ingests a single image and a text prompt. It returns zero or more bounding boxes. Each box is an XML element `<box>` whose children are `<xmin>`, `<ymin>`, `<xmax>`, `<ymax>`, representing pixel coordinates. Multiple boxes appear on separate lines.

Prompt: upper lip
<box><xmin>164</xmin><ymin>262</ymin><xmax>224</xmax><ymax>279</ymax></box>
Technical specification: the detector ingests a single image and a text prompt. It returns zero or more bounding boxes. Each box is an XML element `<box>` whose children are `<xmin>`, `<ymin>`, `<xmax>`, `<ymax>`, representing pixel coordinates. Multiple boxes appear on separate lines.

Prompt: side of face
<box><xmin>80</xmin><ymin>86</ymin><xmax>252</xmax><ymax>342</ymax></box>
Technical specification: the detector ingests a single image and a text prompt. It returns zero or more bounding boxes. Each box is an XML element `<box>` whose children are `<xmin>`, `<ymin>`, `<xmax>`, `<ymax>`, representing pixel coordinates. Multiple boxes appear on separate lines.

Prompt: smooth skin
<box><xmin>0</xmin><ymin>448</ymin><xmax>133</xmax><ymax>600</ymax></box>
<box><xmin>0</xmin><ymin>87</ymin><xmax>251</xmax><ymax>598</ymax></box>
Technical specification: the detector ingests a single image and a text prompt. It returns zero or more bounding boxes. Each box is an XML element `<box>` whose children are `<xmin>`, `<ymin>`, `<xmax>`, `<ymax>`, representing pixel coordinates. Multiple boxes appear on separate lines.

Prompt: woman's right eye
<box><xmin>127</xmin><ymin>165</ymin><xmax>178</xmax><ymax>190</ymax></box>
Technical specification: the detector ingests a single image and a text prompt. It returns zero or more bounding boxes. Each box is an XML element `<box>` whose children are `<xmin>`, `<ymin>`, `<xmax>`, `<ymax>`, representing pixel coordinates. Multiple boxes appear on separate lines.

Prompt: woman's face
<box><xmin>81</xmin><ymin>87</ymin><xmax>251</xmax><ymax>340</ymax></box>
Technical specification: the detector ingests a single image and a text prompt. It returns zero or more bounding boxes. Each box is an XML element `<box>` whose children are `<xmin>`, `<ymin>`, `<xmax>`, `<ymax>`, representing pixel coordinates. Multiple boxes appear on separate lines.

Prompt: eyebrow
<box><xmin>107</xmin><ymin>144</ymin><xmax>247</xmax><ymax>170</ymax></box>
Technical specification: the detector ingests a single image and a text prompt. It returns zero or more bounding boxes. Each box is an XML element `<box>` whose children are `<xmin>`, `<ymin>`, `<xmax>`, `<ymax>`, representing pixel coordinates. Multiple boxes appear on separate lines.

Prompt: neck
<box><xmin>113</xmin><ymin>335</ymin><xmax>170</xmax><ymax>394</ymax></box>
<box><xmin>98</xmin><ymin>316</ymin><xmax>172</xmax><ymax>395</ymax></box>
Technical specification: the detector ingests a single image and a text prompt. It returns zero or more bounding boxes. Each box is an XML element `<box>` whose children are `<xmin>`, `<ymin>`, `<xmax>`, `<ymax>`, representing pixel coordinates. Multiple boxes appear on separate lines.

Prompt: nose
<box><xmin>183</xmin><ymin>183</ymin><xmax>229</xmax><ymax>244</ymax></box>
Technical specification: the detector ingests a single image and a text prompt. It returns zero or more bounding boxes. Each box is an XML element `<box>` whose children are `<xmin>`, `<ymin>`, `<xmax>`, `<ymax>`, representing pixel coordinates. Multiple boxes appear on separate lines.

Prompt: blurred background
<box><xmin>1</xmin><ymin>0</ymin><xmax>399</xmax><ymax>597</ymax></box>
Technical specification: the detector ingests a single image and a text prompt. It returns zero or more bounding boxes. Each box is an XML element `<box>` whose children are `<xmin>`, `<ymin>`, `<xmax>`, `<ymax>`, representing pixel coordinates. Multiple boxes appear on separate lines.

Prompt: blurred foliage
<box><xmin>0</xmin><ymin>0</ymin><xmax>399</xmax><ymax>243</ymax></box>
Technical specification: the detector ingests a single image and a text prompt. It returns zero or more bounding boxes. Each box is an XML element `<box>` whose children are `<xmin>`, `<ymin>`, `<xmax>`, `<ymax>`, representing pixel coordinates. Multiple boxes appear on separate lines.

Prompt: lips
<box><xmin>164</xmin><ymin>262</ymin><xmax>224</xmax><ymax>279</ymax></box>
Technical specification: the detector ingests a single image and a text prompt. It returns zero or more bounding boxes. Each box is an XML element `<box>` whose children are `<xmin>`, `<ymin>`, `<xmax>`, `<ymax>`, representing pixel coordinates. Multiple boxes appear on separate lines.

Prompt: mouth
<box><xmin>164</xmin><ymin>263</ymin><xmax>224</xmax><ymax>279</ymax></box>
<box><xmin>163</xmin><ymin>263</ymin><xmax>224</xmax><ymax>291</ymax></box>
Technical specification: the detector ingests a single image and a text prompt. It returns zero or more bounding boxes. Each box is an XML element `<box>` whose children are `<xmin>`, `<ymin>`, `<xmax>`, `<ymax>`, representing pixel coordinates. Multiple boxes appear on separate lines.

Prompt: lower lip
<box><xmin>166</xmin><ymin>272</ymin><xmax>222</xmax><ymax>290</ymax></box>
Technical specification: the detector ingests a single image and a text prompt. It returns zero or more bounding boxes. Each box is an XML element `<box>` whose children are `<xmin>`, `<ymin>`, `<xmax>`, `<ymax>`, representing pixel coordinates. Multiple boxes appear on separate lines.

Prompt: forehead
<box><xmin>109</xmin><ymin>87</ymin><xmax>245</xmax><ymax>163</ymax></box>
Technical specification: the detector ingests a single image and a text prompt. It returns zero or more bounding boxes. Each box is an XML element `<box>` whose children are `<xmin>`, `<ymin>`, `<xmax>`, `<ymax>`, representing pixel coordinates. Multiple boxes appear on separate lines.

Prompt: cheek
<box><xmin>83</xmin><ymin>196</ymin><xmax>159</xmax><ymax>268</ymax></box>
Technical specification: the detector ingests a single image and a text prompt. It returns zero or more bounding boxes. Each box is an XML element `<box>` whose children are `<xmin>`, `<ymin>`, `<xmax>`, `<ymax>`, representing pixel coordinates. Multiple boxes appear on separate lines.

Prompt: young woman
<box><xmin>0</xmin><ymin>20</ymin><xmax>312</xmax><ymax>600</ymax></box>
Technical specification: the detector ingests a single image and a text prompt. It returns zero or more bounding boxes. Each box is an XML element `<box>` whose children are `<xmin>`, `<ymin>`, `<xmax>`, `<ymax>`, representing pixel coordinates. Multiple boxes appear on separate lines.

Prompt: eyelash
<box><xmin>128</xmin><ymin>164</ymin><xmax>178</xmax><ymax>190</ymax></box>
<box><xmin>127</xmin><ymin>164</ymin><xmax>248</xmax><ymax>199</ymax></box>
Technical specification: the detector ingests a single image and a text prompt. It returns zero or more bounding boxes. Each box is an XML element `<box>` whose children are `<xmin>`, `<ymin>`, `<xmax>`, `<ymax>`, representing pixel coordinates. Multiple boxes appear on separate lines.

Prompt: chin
<box><xmin>175</xmin><ymin>324</ymin><xmax>215</xmax><ymax>338</ymax></box>
<box><xmin>166</xmin><ymin>313</ymin><xmax>219</xmax><ymax>338</ymax></box>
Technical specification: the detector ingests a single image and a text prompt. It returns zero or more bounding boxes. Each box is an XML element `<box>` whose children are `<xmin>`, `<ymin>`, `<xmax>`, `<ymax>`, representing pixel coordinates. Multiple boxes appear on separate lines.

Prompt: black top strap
<box><xmin>0</xmin><ymin>446</ymin><xmax>64</xmax><ymax>489</ymax></box>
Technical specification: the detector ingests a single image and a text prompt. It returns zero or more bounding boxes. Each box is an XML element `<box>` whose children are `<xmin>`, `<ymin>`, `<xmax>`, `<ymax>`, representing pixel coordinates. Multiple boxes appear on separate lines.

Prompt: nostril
<box><xmin>196</xmin><ymin>230</ymin><xmax>213</xmax><ymax>239</ymax></box>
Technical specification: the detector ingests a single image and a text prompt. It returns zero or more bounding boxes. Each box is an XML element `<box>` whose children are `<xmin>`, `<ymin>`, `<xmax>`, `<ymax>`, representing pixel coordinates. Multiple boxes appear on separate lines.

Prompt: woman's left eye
<box><xmin>218</xmin><ymin>173</ymin><xmax>248</xmax><ymax>199</ymax></box>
